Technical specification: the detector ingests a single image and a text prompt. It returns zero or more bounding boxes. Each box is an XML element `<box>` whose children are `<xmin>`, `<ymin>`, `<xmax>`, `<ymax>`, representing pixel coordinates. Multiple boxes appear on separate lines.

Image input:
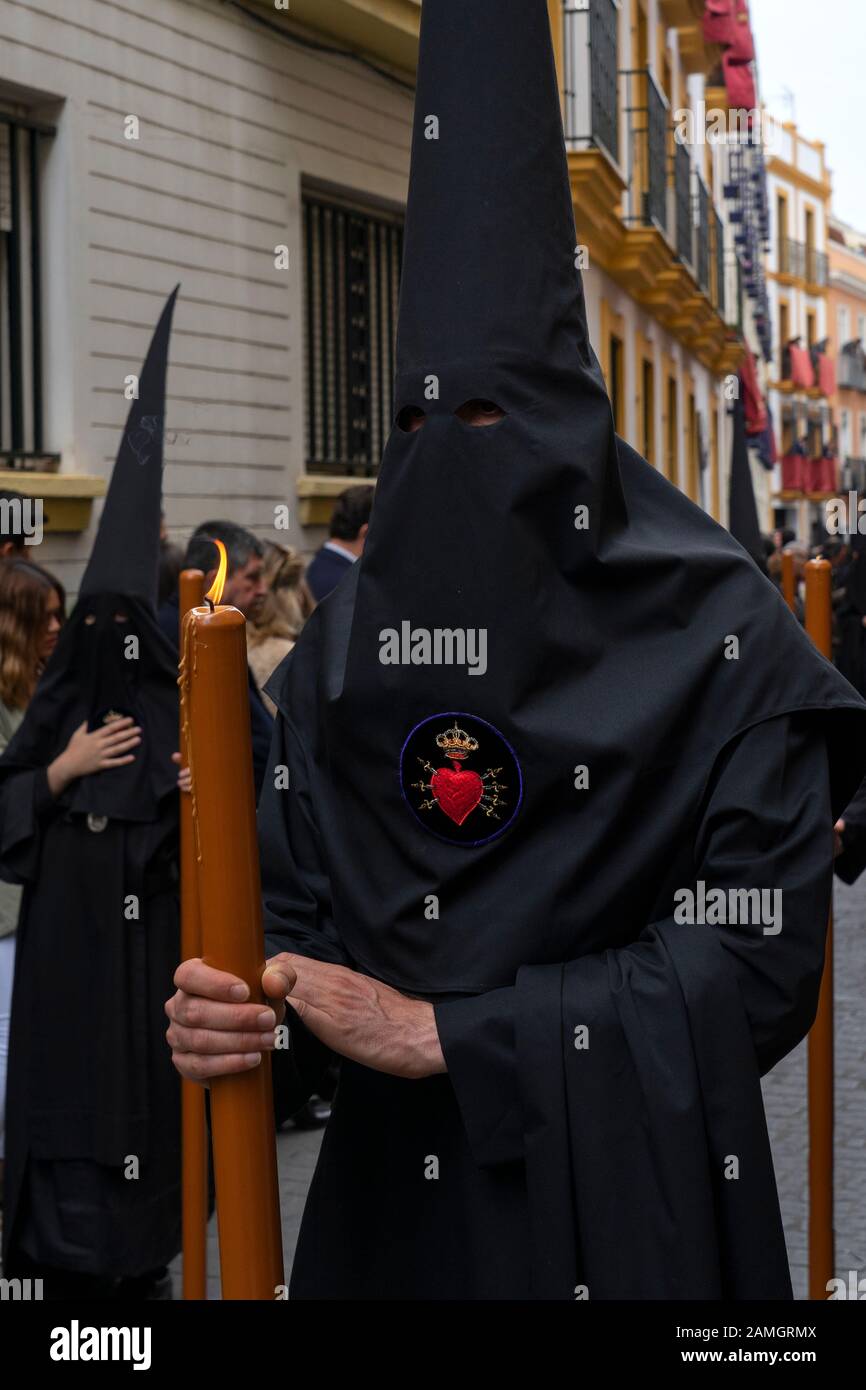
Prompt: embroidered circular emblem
<box><xmin>400</xmin><ymin>711</ymin><xmax>522</xmax><ymax>846</ymax></box>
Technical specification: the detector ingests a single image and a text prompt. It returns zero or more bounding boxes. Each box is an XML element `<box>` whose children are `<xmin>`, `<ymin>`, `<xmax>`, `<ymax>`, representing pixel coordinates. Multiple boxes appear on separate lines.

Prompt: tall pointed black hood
<box><xmin>79</xmin><ymin>285</ymin><xmax>179</xmax><ymax>606</ymax></box>
<box><xmin>396</xmin><ymin>0</ymin><xmax>591</xmax><ymax>380</ymax></box>
<box><xmin>267</xmin><ymin>0</ymin><xmax>866</xmax><ymax>990</ymax></box>
<box><xmin>0</xmin><ymin>288</ymin><xmax>181</xmax><ymax>822</ymax></box>
<box><xmin>387</xmin><ymin>0</ymin><xmax>622</xmax><ymax>566</ymax></box>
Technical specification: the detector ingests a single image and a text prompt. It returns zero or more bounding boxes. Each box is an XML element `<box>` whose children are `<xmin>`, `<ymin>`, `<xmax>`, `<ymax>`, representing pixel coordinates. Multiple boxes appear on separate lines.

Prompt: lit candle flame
<box><xmin>205</xmin><ymin>539</ymin><xmax>228</xmax><ymax>605</ymax></box>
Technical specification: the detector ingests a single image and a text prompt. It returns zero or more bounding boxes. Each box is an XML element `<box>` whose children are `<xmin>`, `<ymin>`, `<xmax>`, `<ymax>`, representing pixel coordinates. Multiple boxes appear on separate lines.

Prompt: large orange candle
<box><xmin>178</xmin><ymin>568</ymin><xmax>208</xmax><ymax>1300</ymax></box>
<box><xmin>180</xmin><ymin>544</ymin><xmax>284</xmax><ymax>1300</ymax></box>
<box><xmin>805</xmin><ymin>559</ymin><xmax>834</xmax><ymax>1301</ymax></box>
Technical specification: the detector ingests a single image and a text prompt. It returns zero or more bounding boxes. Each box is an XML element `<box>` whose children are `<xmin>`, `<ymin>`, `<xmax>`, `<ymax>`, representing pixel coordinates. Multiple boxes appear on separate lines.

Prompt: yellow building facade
<box><xmin>828</xmin><ymin>217</ymin><xmax>866</xmax><ymax>494</ymax></box>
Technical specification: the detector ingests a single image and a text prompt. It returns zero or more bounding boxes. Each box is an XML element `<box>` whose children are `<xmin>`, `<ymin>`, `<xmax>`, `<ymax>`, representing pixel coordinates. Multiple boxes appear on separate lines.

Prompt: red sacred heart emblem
<box><xmin>408</xmin><ymin>719</ymin><xmax>511</xmax><ymax>841</ymax></box>
<box><xmin>430</xmin><ymin>765</ymin><xmax>484</xmax><ymax>826</ymax></box>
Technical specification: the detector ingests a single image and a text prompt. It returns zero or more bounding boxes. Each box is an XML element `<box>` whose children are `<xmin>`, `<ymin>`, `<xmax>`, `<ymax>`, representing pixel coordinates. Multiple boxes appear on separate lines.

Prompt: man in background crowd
<box><xmin>305</xmin><ymin>485</ymin><xmax>374</xmax><ymax>602</ymax></box>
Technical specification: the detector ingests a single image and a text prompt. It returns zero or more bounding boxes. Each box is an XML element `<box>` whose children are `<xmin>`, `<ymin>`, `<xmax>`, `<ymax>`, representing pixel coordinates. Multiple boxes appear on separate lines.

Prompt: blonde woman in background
<box><xmin>247</xmin><ymin>542</ymin><xmax>316</xmax><ymax>717</ymax></box>
<box><xmin>0</xmin><ymin>559</ymin><xmax>65</xmax><ymax>1200</ymax></box>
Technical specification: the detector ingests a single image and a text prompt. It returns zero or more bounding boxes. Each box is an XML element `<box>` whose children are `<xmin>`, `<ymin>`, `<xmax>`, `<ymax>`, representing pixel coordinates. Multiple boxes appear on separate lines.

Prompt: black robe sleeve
<box><xmin>258</xmin><ymin>711</ymin><xmax>349</xmax><ymax>1124</ymax></box>
<box><xmin>433</xmin><ymin>712</ymin><xmax>834</xmax><ymax>1299</ymax></box>
<box><xmin>248</xmin><ymin>669</ymin><xmax>274</xmax><ymax>801</ymax></box>
<box><xmin>0</xmin><ymin>765</ymin><xmax>60</xmax><ymax>885</ymax></box>
<box><xmin>833</xmin><ymin>770</ymin><xmax>866</xmax><ymax>884</ymax></box>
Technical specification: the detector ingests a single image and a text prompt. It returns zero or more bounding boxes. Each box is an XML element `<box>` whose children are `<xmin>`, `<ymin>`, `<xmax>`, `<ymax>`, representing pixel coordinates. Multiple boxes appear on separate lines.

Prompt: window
<box><xmin>776</xmin><ymin>192</ymin><xmax>788</xmax><ymax>273</ymax></box>
<box><xmin>859</xmin><ymin>413</ymin><xmax>866</xmax><ymax>461</ymax></box>
<box><xmin>0</xmin><ymin>110</ymin><xmax>56</xmax><ymax>464</ymax></box>
<box><xmin>686</xmin><ymin>390</ymin><xmax>698</xmax><ymax>502</ymax></box>
<box><xmin>804</xmin><ymin>205</ymin><xmax>816</xmax><ymax>284</ymax></box>
<box><xmin>665</xmin><ymin>374</ymin><xmax>678</xmax><ymax>483</ymax></box>
<box><xmin>642</xmin><ymin>357</ymin><xmax>655</xmax><ymax>465</ymax></box>
<box><xmin>859</xmin><ymin>313</ymin><xmax>866</xmax><ymax>347</ymax></box>
<box><xmin>609</xmin><ymin>333</ymin><xmax>624</xmax><ymax>434</ymax></box>
<box><xmin>778</xmin><ymin>299</ymin><xmax>790</xmax><ymax>376</ymax></box>
<box><xmin>303</xmin><ymin>189</ymin><xmax>404</xmax><ymax>476</ymax></box>
<box><xmin>839</xmin><ymin>306</ymin><xmax>850</xmax><ymax>348</ymax></box>
<box><xmin>805</xmin><ymin>206</ymin><xmax>815</xmax><ymax>255</ymax></box>
<box><xmin>841</xmin><ymin>409</ymin><xmax>851</xmax><ymax>459</ymax></box>
<box><xmin>806</xmin><ymin>309</ymin><xmax>816</xmax><ymax>348</ymax></box>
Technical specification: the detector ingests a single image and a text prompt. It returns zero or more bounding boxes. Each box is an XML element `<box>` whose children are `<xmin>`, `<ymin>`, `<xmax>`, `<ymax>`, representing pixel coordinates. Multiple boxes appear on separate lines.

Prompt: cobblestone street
<box><xmin>762</xmin><ymin>874</ymin><xmax>866</xmax><ymax>1300</ymax></box>
<box><xmin>171</xmin><ymin>873</ymin><xmax>866</xmax><ymax>1301</ymax></box>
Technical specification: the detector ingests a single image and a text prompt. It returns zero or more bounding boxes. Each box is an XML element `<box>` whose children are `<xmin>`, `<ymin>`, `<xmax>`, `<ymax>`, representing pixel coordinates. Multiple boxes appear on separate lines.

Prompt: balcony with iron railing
<box><xmin>673</xmin><ymin>139</ymin><xmax>693</xmax><ymax>270</ymax></box>
<box><xmin>621</xmin><ymin>67</ymin><xmax>668</xmax><ymax>235</ymax></box>
<box><xmin>839</xmin><ymin>352</ymin><xmax>866</xmax><ymax>393</ymax></box>
<box><xmin>562</xmin><ymin>0</ymin><xmax>620</xmax><ymax>160</ymax></box>
<box><xmin>694</xmin><ymin>173</ymin><xmax>711</xmax><ymax>298</ymax></box>
<box><xmin>777</xmin><ymin>237</ymin><xmax>805</xmax><ymax>279</ymax></box>
<box><xmin>557</xmin><ymin>2</ymin><xmax>742</xmax><ymax>376</ymax></box>
<box><xmin>840</xmin><ymin>457</ymin><xmax>866</xmax><ymax>493</ymax></box>
<box><xmin>713</xmin><ymin>209</ymin><xmax>727</xmax><ymax>322</ymax></box>
<box><xmin>777</xmin><ymin>237</ymin><xmax>829</xmax><ymax>289</ymax></box>
<box><xmin>805</xmin><ymin>246</ymin><xmax>829</xmax><ymax>289</ymax></box>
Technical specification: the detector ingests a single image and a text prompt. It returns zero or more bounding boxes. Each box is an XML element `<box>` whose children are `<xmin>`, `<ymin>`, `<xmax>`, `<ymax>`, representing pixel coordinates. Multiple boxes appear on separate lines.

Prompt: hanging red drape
<box><xmin>739</xmin><ymin>348</ymin><xmax>767</xmax><ymax>435</ymax></box>
<box><xmin>817</xmin><ymin>353</ymin><xmax>837</xmax><ymax>397</ymax></box>
<box><xmin>723</xmin><ymin>51</ymin><xmax>757</xmax><ymax>109</ymax></box>
<box><xmin>804</xmin><ymin>453</ymin><xmax>837</xmax><ymax>494</ymax></box>
<box><xmin>703</xmin><ymin>0</ymin><xmax>736</xmax><ymax>46</ymax></box>
<box><xmin>789</xmin><ymin>344</ymin><xmax>816</xmax><ymax>389</ymax></box>
<box><xmin>781</xmin><ymin>444</ymin><xmax>807</xmax><ymax>492</ymax></box>
<box><xmin>729</xmin><ymin>0</ymin><xmax>756</xmax><ymax>62</ymax></box>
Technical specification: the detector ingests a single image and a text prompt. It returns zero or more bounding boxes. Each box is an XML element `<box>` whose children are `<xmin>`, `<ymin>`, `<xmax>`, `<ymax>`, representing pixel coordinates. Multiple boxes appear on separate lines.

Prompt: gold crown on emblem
<box><xmin>435</xmin><ymin>723</ymin><xmax>479</xmax><ymax>760</ymax></box>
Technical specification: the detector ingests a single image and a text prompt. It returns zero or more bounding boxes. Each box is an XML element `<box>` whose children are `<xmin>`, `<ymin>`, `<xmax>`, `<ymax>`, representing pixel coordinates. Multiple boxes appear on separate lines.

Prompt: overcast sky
<box><xmin>751</xmin><ymin>0</ymin><xmax>866</xmax><ymax>229</ymax></box>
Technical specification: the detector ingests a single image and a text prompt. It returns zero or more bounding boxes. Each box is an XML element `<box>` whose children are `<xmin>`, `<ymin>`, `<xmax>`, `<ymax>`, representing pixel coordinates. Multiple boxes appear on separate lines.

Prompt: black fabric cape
<box><xmin>258</xmin><ymin>0</ymin><xmax>866</xmax><ymax>1298</ymax></box>
<box><xmin>0</xmin><ymin>289</ymin><xmax>183</xmax><ymax>1278</ymax></box>
<box><xmin>262</xmin><ymin>693</ymin><xmax>835</xmax><ymax>1299</ymax></box>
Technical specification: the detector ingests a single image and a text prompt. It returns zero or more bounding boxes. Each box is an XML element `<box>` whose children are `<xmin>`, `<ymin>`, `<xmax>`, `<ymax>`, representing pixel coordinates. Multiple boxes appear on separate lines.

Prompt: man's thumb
<box><xmin>263</xmin><ymin>963</ymin><xmax>295</xmax><ymax>996</ymax></box>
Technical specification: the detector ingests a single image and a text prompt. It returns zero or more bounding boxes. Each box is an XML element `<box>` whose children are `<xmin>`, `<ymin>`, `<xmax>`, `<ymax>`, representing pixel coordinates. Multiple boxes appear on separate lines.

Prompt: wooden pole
<box><xmin>181</xmin><ymin>598</ymin><xmax>284</xmax><ymax>1300</ymax></box>
<box><xmin>781</xmin><ymin>549</ymin><xmax>796</xmax><ymax>613</ymax></box>
<box><xmin>179</xmin><ymin>569</ymin><xmax>208</xmax><ymax>1300</ymax></box>
<box><xmin>804</xmin><ymin>557</ymin><xmax>834</xmax><ymax>1300</ymax></box>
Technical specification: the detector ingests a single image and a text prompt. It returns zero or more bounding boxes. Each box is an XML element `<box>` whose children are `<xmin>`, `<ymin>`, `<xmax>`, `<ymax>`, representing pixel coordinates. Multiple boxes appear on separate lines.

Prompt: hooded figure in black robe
<box><xmin>836</xmin><ymin>530</ymin><xmax>866</xmax><ymax>698</ymax></box>
<box><xmin>0</xmin><ymin>289</ymin><xmax>183</xmax><ymax>1294</ymax></box>
<box><xmin>728</xmin><ymin>393</ymin><xmax>767</xmax><ymax>574</ymax></box>
<box><xmin>256</xmin><ymin>1</ymin><xmax>866</xmax><ymax>1300</ymax></box>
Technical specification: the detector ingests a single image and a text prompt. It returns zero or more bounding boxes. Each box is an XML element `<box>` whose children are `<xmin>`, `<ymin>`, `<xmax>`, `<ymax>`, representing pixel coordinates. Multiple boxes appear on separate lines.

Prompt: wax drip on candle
<box><xmin>179</xmin><ymin>611</ymin><xmax>202</xmax><ymax>865</ymax></box>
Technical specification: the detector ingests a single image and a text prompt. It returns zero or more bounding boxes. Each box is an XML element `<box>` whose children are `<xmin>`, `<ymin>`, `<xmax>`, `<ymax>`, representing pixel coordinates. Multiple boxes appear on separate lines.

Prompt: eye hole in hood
<box><xmin>396</xmin><ymin>406</ymin><xmax>427</xmax><ymax>433</ymax></box>
<box><xmin>455</xmin><ymin>399</ymin><xmax>506</xmax><ymax>427</ymax></box>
